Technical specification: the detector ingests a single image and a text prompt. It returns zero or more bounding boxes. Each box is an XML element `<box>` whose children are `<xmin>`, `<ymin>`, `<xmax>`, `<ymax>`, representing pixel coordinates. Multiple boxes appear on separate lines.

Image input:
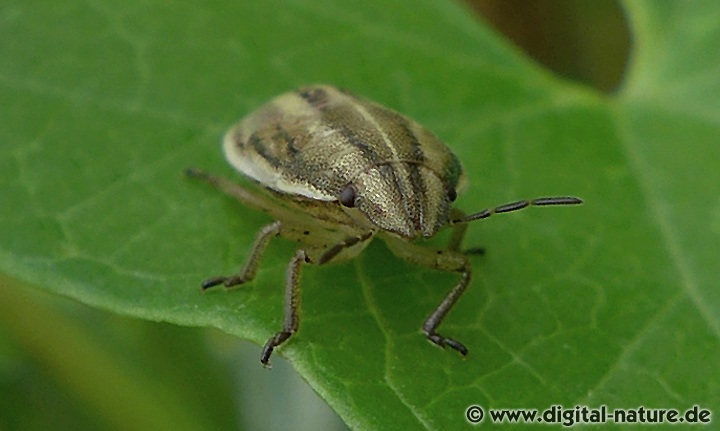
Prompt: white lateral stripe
<box><xmin>223</xmin><ymin>129</ymin><xmax>335</xmax><ymax>200</ymax></box>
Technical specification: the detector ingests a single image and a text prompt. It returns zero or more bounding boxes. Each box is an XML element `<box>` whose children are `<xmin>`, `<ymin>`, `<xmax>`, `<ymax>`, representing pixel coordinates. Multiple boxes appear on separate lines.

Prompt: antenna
<box><xmin>453</xmin><ymin>196</ymin><xmax>583</xmax><ymax>224</ymax></box>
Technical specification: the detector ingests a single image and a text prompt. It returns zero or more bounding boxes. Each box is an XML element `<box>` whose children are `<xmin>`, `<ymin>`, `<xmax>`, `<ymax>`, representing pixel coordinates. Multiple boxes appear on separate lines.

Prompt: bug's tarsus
<box><xmin>423</xmin><ymin>265</ymin><xmax>472</xmax><ymax>357</ymax></box>
<box><xmin>261</xmin><ymin>249</ymin><xmax>307</xmax><ymax>367</ymax></box>
<box><xmin>201</xmin><ymin>275</ymin><xmax>247</xmax><ymax>290</ymax></box>
<box><xmin>200</xmin><ymin>276</ymin><xmax>241</xmax><ymax>290</ymax></box>
<box><xmin>261</xmin><ymin>331</ymin><xmax>293</xmax><ymax>367</ymax></box>
<box><xmin>454</xmin><ymin>196</ymin><xmax>583</xmax><ymax>223</ymax></box>
<box><xmin>426</xmin><ymin>333</ymin><xmax>469</xmax><ymax>356</ymax></box>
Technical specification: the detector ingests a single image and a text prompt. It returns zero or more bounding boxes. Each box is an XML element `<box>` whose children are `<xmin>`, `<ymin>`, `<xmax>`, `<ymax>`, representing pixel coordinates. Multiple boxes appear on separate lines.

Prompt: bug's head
<box><xmin>337</xmin><ymin>163</ymin><xmax>462</xmax><ymax>239</ymax></box>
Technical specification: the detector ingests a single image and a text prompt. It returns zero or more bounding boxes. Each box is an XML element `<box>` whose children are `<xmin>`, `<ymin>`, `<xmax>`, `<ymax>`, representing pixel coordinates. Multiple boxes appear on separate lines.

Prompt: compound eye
<box><xmin>339</xmin><ymin>184</ymin><xmax>357</xmax><ymax>208</ymax></box>
<box><xmin>447</xmin><ymin>187</ymin><xmax>457</xmax><ymax>202</ymax></box>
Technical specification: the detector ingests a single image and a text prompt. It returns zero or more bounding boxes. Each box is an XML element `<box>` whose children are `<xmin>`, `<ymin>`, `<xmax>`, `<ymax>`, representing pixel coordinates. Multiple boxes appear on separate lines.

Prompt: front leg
<box><xmin>382</xmin><ymin>234</ymin><xmax>471</xmax><ymax>356</ymax></box>
<box><xmin>422</xmin><ymin>266</ymin><xmax>471</xmax><ymax>355</ymax></box>
<box><xmin>448</xmin><ymin>208</ymin><xmax>484</xmax><ymax>255</ymax></box>
<box><xmin>261</xmin><ymin>248</ymin><xmax>308</xmax><ymax>367</ymax></box>
<box><xmin>447</xmin><ymin>208</ymin><xmax>469</xmax><ymax>252</ymax></box>
<box><xmin>261</xmin><ymin>233</ymin><xmax>373</xmax><ymax>366</ymax></box>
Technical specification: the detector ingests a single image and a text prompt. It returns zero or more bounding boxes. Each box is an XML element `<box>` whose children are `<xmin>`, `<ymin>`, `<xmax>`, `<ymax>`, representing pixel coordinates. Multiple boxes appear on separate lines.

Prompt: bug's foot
<box><xmin>260</xmin><ymin>330</ymin><xmax>293</xmax><ymax>368</ymax></box>
<box><xmin>200</xmin><ymin>275</ymin><xmax>246</xmax><ymax>291</ymax></box>
<box><xmin>425</xmin><ymin>332</ymin><xmax>469</xmax><ymax>356</ymax></box>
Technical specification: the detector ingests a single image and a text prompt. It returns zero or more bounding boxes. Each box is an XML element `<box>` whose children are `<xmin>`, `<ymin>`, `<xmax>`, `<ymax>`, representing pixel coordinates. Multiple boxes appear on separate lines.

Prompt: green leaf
<box><xmin>1</xmin><ymin>0</ymin><xmax>718</xmax><ymax>429</ymax></box>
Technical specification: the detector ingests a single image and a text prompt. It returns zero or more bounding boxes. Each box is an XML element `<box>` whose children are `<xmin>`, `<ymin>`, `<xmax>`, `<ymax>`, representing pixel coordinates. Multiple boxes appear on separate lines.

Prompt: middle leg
<box><xmin>260</xmin><ymin>232</ymin><xmax>374</xmax><ymax>366</ymax></box>
<box><xmin>261</xmin><ymin>248</ymin><xmax>308</xmax><ymax>367</ymax></box>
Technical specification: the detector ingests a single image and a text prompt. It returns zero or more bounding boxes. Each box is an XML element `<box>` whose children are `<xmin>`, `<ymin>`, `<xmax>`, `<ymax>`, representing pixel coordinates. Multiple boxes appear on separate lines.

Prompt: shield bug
<box><xmin>187</xmin><ymin>84</ymin><xmax>582</xmax><ymax>366</ymax></box>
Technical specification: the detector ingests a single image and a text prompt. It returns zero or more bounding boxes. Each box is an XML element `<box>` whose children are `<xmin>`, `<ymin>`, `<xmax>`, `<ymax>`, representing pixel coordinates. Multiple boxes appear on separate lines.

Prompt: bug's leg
<box><xmin>317</xmin><ymin>231</ymin><xmax>375</xmax><ymax>264</ymax></box>
<box><xmin>185</xmin><ymin>167</ymin><xmax>276</xmax><ymax>213</ymax></box>
<box><xmin>201</xmin><ymin>221</ymin><xmax>282</xmax><ymax>290</ymax></box>
<box><xmin>447</xmin><ymin>208</ymin><xmax>468</xmax><ymax>252</ymax></box>
<box><xmin>447</xmin><ymin>208</ymin><xmax>486</xmax><ymax>255</ymax></box>
<box><xmin>383</xmin><ymin>235</ymin><xmax>471</xmax><ymax>356</ymax></box>
<box><xmin>260</xmin><ymin>233</ymin><xmax>373</xmax><ymax>365</ymax></box>
<box><xmin>422</xmin><ymin>266</ymin><xmax>471</xmax><ymax>355</ymax></box>
<box><xmin>261</xmin><ymin>249</ymin><xmax>308</xmax><ymax>367</ymax></box>
<box><xmin>448</xmin><ymin>208</ymin><xmax>485</xmax><ymax>255</ymax></box>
